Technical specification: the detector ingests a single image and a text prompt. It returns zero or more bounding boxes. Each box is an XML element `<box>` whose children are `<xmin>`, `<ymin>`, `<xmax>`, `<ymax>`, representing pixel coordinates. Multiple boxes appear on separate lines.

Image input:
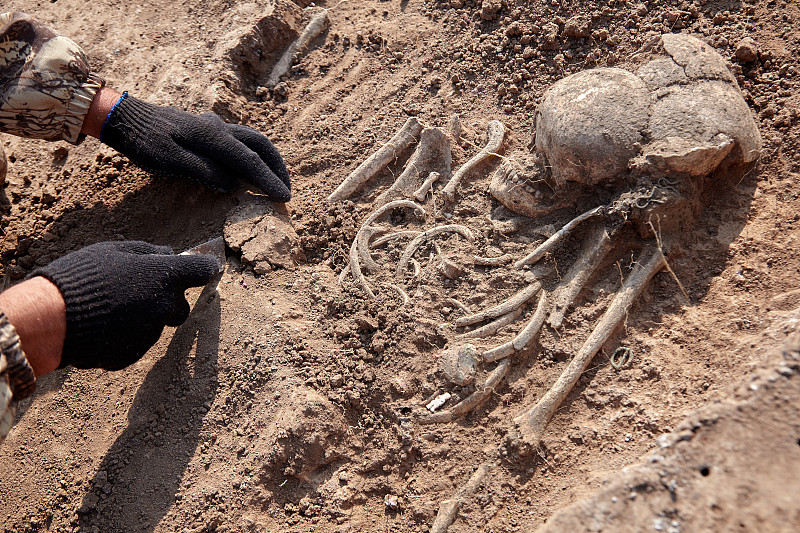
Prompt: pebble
<box><xmin>735</xmin><ymin>37</ymin><xmax>758</xmax><ymax>63</ymax></box>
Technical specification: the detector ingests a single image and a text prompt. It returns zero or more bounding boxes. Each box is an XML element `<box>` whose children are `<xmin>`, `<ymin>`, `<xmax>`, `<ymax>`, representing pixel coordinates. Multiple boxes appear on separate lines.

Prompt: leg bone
<box><xmin>510</xmin><ymin>246</ymin><xmax>666</xmax><ymax>450</ymax></box>
<box><xmin>430</xmin><ymin>463</ymin><xmax>491</xmax><ymax>533</ymax></box>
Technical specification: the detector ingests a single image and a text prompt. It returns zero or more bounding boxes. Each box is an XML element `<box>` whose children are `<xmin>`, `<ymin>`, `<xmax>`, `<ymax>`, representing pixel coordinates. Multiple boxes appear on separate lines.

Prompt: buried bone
<box><xmin>441</xmin><ymin>120</ymin><xmax>506</xmax><ymax>202</ymax></box>
<box><xmin>438</xmin><ymin>344</ymin><xmax>479</xmax><ymax>386</ymax></box>
<box><xmin>327</xmin><ymin>117</ymin><xmax>423</xmax><ymax>202</ymax></box>
<box><xmin>376</xmin><ymin>127</ymin><xmax>451</xmax><ymax>206</ymax></box>
<box><xmin>509</xmin><ymin>246</ymin><xmax>666</xmax><ymax>453</ymax></box>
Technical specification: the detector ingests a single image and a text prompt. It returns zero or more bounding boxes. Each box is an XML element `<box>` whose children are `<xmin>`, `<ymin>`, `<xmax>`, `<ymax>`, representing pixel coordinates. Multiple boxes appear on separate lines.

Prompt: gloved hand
<box><xmin>100</xmin><ymin>93</ymin><xmax>291</xmax><ymax>202</ymax></box>
<box><xmin>31</xmin><ymin>241</ymin><xmax>219</xmax><ymax>370</ymax></box>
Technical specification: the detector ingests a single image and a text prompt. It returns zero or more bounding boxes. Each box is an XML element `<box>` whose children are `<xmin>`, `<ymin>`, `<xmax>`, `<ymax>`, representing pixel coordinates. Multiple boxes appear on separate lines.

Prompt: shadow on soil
<box><xmin>77</xmin><ymin>281</ymin><xmax>221</xmax><ymax>532</ymax></box>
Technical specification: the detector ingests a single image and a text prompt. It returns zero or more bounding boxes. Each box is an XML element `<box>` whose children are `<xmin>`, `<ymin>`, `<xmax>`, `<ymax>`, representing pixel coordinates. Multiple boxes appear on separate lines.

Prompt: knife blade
<box><xmin>179</xmin><ymin>236</ymin><xmax>226</xmax><ymax>273</ymax></box>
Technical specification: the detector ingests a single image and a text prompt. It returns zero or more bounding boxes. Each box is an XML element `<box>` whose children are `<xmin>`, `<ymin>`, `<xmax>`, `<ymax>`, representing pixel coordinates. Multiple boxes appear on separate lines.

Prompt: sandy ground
<box><xmin>1</xmin><ymin>0</ymin><xmax>799</xmax><ymax>532</ymax></box>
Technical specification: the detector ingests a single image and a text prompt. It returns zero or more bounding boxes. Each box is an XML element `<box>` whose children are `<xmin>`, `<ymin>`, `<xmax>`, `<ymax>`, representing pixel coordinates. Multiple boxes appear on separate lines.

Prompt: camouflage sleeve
<box><xmin>0</xmin><ymin>12</ymin><xmax>105</xmax><ymax>144</ymax></box>
<box><xmin>0</xmin><ymin>312</ymin><xmax>36</xmax><ymax>445</ymax></box>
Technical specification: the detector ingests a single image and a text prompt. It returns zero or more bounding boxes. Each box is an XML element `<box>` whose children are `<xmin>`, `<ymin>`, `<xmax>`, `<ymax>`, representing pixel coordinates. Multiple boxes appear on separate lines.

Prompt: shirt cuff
<box><xmin>62</xmin><ymin>72</ymin><xmax>106</xmax><ymax>145</ymax></box>
<box><xmin>0</xmin><ymin>312</ymin><xmax>36</xmax><ymax>445</ymax></box>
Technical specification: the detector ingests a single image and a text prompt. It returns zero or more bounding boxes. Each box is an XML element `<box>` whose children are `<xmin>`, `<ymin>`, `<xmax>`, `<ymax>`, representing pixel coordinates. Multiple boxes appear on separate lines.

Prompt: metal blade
<box><xmin>180</xmin><ymin>236</ymin><xmax>226</xmax><ymax>272</ymax></box>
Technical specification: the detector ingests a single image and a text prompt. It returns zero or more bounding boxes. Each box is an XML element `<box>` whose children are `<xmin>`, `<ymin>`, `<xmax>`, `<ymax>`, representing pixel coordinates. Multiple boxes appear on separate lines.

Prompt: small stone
<box><xmin>390</xmin><ymin>373</ymin><xmax>415</xmax><ymax>397</ymax></box>
<box><xmin>273</xmin><ymin>82</ymin><xmax>289</xmax><ymax>97</ymax></box>
<box><xmin>735</xmin><ymin>37</ymin><xmax>758</xmax><ymax>63</ymax></box>
<box><xmin>563</xmin><ymin>15</ymin><xmax>591</xmax><ymax>38</ymax></box>
<box><xmin>384</xmin><ymin>494</ymin><xmax>399</xmax><ymax>510</ymax></box>
<box><xmin>539</xmin><ymin>22</ymin><xmax>560</xmax><ymax>50</ymax></box>
<box><xmin>438</xmin><ymin>256</ymin><xmax>466</xmax><ymax>280</ymax></box>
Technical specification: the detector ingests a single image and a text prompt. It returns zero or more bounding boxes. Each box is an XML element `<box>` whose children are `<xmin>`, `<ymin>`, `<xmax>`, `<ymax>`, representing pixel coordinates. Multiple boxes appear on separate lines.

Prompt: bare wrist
<box><xmin>0</xmin><ymin>277</ymin><xmax>66</xmax><ymax>376</ymax></box>
<box><xmin>81</xmin><ymin>86</ymin><xmax>123</xmax><ymax>139</ymax></box>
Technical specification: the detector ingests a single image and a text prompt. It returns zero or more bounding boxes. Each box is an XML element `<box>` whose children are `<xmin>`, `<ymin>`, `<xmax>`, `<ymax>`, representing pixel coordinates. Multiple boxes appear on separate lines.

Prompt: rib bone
<box><xmin>455</xmin><ymin>282</ymin><xmax>541</xmax><ymax>327</ymax></box>
<box><xmin>513</xmin><ymin>206</ymin><xmax>603</xmax><ymax>269</ymax></box>
<box><xmin>547</xmin><ymin>225</ymin><xmax>613</xmax><ymax>329</ymax></box>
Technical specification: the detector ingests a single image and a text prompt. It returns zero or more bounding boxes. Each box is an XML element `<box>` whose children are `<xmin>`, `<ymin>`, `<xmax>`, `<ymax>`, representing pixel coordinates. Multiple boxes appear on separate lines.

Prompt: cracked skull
<box><xmin>491</xmin><ymin>33</ymin><xmax>761</xmax><ymax>234</ymax></box>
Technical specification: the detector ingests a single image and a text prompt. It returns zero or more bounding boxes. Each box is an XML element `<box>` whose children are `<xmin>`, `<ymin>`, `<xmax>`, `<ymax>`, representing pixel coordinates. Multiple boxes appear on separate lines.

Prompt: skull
<box><xmin>491</xmin><ymin>33</ymin><xmax>761</xmax><ymax>232</ymax></box>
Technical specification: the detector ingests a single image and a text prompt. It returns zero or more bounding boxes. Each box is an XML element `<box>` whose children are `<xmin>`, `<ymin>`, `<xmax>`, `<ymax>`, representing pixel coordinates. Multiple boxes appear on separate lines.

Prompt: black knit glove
<box><xmin>31</xmin><ymin>241</ymin><xmax>219</xmax><ymax>371</ymax></box>
<box><xmin>101</xmin><ymin>93</ymin><xmax>291</xmax><ymax>202</ymax></box>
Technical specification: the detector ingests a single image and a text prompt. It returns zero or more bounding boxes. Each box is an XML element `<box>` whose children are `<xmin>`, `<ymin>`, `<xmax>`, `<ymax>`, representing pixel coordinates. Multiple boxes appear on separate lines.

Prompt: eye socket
<box><xmin>699</xmin><ymin>466</ymin><xmax>710</xmax><ymax>477</ymax></box>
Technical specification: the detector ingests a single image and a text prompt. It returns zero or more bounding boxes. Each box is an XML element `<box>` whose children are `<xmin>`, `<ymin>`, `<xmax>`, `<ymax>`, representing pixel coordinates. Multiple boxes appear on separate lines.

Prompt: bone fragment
<box><xmin>547</xmin><ymin>226</ymin><xmax>613</xmax><ymax>329</ymax></box>
<box><xmin>455</xmin><ymin>282</ymin><xmax>541</xmax><ymax>327</ymax></box>
<box><xmin>350</xmin><ymin>200</ymin><xmax>425</xmax><ymax>298</ymax></box>
<box><xmin>430</xmin><ymin>463</ymin><xmax>491</xmax><ymax>533</ymax></box>
<box><xmin>473</xmin><ymin>253</ymin><xmax>513</xmax><ymax>266</ymax></box>
<box><xmin>427</xmin><ymin>392</ymin><xmax>452</xmax><ymax>412</ymax></box>
<box><xmin>370</xmin><ymin>230</ymin><xmax>422</xmax><ymax>249</ymax></box>
<box><xmin>413</xmin><ymin>171</ymin><xmax>442</xmax><ymax>201</ymax></box>
<box><xmin>377</xmin><ymin>128</ymin><xmax>451</xmax><ymax>206</ymax></box>
<box><xmin>459</xmin><ymin>307</ymin><xmax>523</xmax><ymax>339</ymax></box>
<box><xmin>419</xmin><ymin>358</ymin><xmax>511</xmax><ymax>424</ymax></box>
<box><xmin>411</xmin><ymin>259</ymin><xmax>422</xmax><ymax>278</ymax></box>
<box><xmin>327</xmin><ymin>118</ymin><xmax>424</xmax><ymax>202</ymax></box>
<box><xmin>384</xmin><ymin>283</ymin><xmax>410</xmax><ymax>307</ymax></box>
<box><xmin>338</xmin><ymin>264</ymin><xmax>350</xmax><ymax>285</ymax></box>
<box><xmin>441</xmin><ymin>120</ymin><xmax>506</xmax><ymax>202</ymax></box>
<box><xmin>483</xmin><ymin>292</ymin><xmax>548</xmax><ymax>362</ymax></box>
<box><xmin>511</xmin><ymin>246</ymin><xmax>666</xmax><ymax>448</ymax></box>
<box><xmin>266</xmin><ymin>10</ymin><xmax>330</xmax><ymax>87</ymax></box>
<box><xmin>513</xmin><ymin>206</ymin><xmax>604</xmax><ymax>269</ymax></box>
<box><xmin>446</xmin><ymin>114</ymin><xmax>461</xmax><ymax>145</ymax></box>
<box><xmin>396</xmin><ymin>225</ymin><xmax>475</xmax><ymax>278</ymax></box>
<box><xmin>446</xmin><ymin>298</ymin><xmax>472</xmax><ymax>315</ymax></box>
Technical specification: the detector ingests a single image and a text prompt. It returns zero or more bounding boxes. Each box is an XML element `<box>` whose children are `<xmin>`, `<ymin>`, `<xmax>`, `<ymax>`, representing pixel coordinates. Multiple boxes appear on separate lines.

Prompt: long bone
<box><xmin>547</xmin><ymin>225</ymin><xmax>613</xmax><ymax>329</ymax></box>
<box><xmin>513</xmin><ymin>206</ymin><xmax>604</xmax><ymax>269</ymax></box>
<box><xmin>376</xmin><ymin>128</ymin><xmax>451</xmax><ymax>206</ymax></box>
<box><xmin>430</xmin><ymin>463</ymin><xmax>491</xmax><ymax>533</ymax></box>
<box><xmin>266</xmin><ymin>10</ymin><xmax>330</xmax><ymax>87</ymax></box>
<box><xmin>441</xmin><ymin>120</ymin><xmax>506</xmax><ymax>202</ymax></box>
<box><xmin>413</xmin><ymin>171</ymin><xmax>442</xmax><ymax>201</ymax></box>
<box><xmin>510</xmin><ymin>246</ymin><xmax>666</xmax><ymax>449</ymax></box>
<box><xmin>327</xmin><ymin>117</ymin><xmax>423</xmax><ymax>202</ymax></box>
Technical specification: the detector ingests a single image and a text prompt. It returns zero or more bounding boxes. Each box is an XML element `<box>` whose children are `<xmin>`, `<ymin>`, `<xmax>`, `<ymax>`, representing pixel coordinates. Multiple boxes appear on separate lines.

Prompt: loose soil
<box><xmin>1</xmin><ymin>0</ymin><xmax>799</xmax><ymax>532</ymax></box>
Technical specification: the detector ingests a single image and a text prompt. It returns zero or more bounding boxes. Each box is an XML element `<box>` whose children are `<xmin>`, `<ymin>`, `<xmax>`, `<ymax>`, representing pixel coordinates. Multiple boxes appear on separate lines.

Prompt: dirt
<box><xmin>1</xmin><ymin>0</ymin><xmax>799</xmax><ymax>532</ymax></box>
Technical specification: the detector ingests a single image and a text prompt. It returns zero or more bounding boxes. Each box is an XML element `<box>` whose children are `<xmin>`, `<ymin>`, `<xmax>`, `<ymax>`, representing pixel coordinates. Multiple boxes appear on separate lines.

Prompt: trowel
<box><xmin>179</xmin><ymin>236</ymin><xmax>227</xmax><ymax>273</ymax></box>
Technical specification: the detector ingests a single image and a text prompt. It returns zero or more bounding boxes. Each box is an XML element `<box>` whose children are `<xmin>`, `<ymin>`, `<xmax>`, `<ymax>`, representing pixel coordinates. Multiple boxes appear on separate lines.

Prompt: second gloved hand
<box><xmin>100</xmin><ymin>94</ymin><xmax>291</xmax><ymax>202</ymax></box>
<box><xmin>32</xmin><ymin>241</ymin><xmax>219</xmax><ymax>370</ymax></box>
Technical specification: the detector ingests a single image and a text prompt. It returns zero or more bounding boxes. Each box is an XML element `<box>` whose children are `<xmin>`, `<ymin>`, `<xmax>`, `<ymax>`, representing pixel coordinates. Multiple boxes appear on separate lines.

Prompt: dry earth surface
<box><xmin>1</xmin><ymin>0</ymin><xmax>800</xmax><ymax>532</ymax></box>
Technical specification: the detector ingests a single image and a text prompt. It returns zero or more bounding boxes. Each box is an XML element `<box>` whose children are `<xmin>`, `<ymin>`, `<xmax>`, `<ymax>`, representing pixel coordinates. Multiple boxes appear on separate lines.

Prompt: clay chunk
<box><xmin>224</xmin><ymin>201</ymin><xmax>304</xmax><ymax>273</ymax></box>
